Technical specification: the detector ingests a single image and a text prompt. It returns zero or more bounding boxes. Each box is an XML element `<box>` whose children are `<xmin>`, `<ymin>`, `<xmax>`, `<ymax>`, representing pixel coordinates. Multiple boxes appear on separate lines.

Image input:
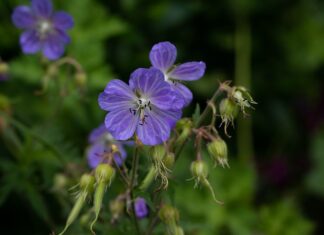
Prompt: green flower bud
<box><xmin>231</xmin><ymin>86</ymin><xmax>257</xmax><ymax>115</ymax></box>
<box><xmin>190</xmin><ymin>160</ymin><xmax>223</xmax><ymax>205</ymax></box>
<box><xmin>219</xmin><ymin>98</ymin><xmax>239</xmax><ymax>136</ymax></box>
<box><xmin>91</xmin><ymin>164</ymin><xmax>115</xmax><ymax>233</ymax></box>
<box><xmin>95</xmin><ymin>164</ymin><xmax>115</xmax><ymax>185</ymax></box>
<box><xmin>53</xmin><ymin>173</ymin><xmax>68</xmax><ymax>191</ymax></box>
<box><xmin>75</xmin><ymin>72</ymin><xmax>87</xmax><ymax>87</ymax></box>
<box><xmin>80</xmin><ymin>174</ymin><xmax>95</xmax><ymax>193</ymax></box>
<box><xmin>158</xmin><ymin>205</ymin><xmax>180</xmax><ymax>225</ymax></box>
<box><xmin>152</xmin><ymin>145</ymin><xmax>166</xmax><ymax>162</ymax></box>
<box><xmin>190</xmin><ymin>160</ymin><xmax>208</xmax><ymax>180</ymax></box>
<box><xmin>163</xmin><ymin>152</ymin><xmax>175</xmax><ymax>169</ymax></box>
<box><xmin>58</xmin><ymin>174</ymin><xmax>94</xmax><ymax>235</ymax></box>
<box><xmin>207</xmin><ymin>138</ymin><xmax>229</xmax><ymax>168</ymax></box>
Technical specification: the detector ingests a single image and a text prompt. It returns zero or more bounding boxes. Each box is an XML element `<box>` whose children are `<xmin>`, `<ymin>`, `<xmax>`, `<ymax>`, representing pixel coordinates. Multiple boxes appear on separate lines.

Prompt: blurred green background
<box><xmin>1</xmin><ymin>0</ymin><xmax>324</xmax><ymax>234</ymax></box>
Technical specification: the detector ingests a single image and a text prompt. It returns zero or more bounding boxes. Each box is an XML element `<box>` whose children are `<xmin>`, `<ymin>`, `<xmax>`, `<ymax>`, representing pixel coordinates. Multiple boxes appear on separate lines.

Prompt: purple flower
<box><xmin>149</xmin><ymin>41</ymin><xmax>206</xmax><ymax>107</ymax></box>
<box><xmin>12</xmin><ymin>0</ymin><xmax>74</xmax><ymax>60</ymax></box>
<box><xmin>134</xmin><ymin>197</ymin><xmax>149</xmax><ymax>219</ymax></box>
<box><xmin>87</xmin><ymin>124</ymin><xmax>127</xmax><ymax>169</ymax></box>
<box><xmin>98</xmin><ymin>68</ymin><xmax>182</xmax><ymax>146</ymax></box>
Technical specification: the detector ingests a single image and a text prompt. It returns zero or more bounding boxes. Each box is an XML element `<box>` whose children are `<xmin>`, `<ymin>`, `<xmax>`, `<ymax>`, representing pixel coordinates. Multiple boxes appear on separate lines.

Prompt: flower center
<box><xmin>129</xmin><ymin>97</ymin><xmax>152</xmax><ymax>125</ymax></box>
<box><xmin>37</xmin><ymin>20</ymin><xmax>53</xmax><ymax>39</ymax></box>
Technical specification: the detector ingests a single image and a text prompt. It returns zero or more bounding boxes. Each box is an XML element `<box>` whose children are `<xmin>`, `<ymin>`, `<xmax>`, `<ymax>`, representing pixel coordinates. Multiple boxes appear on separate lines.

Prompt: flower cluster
<box><xmin>98</xmin><ymin>42</ymin><xmax>206</xmax><ymax>145</ymax></box>
<box><xmin>12</xmin><ymin>0</ymin><xmax>74</xmax><ymax>60</ymax></box>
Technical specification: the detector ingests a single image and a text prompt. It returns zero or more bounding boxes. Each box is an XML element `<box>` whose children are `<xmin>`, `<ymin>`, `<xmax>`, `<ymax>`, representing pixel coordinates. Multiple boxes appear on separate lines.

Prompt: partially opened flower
<box><xmin>149</xmin><ymin>41</ymin><xmax>206</xmax><ymax>107</ymax></box>
<box><xmin>87</xmin><ymin>124</ymin><xmax>127</xmax><ymax>168</ymax></box>
<box><xmin>12</xmin><ymin>0</ymin><xmax>74</xmax><ymax>60</ymax></box>
<box><xmin>134</xmin><ymin>197</ymin><xmax>149</xmax><ymax>219</ymax></box>
<box><xmin>98</xmin><ymin>68</ymin><xmax>182</xmax><ymax>145</ymax></box>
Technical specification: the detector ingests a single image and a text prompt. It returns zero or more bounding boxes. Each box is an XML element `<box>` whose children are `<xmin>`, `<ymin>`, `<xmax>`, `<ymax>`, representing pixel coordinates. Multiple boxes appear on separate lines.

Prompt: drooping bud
<box><xmin>219</xmin><ymin>98</ymin><xmax>239</xmax><ymax>136</ymax></box>
<box><xmin>80</xmin><ymin>173</ymin><xmax>95</xmax><ymax>193</ymax></box>
<box><xmin>52</xmin><ymin>173</ymin><xmax>69</xmax><ymax>192</ymax></box>
<box><xmin>163</xmin><ymin>152</ymin><xmax>175</xmax><ymax>169</ymax></box>
<box><xmin>139</xmin><ymin>166</ymin><xmax>157</xmax><ymax>191</ymax></box>
<box><xmin>231</xmin><ymin>86</ymin><xmax>257</xmax><ymax>115</ymax></box>
<box><xmin>159</xmin><ymin>205</ymin><xmax>180</xmax><ymax>235</ymax></box>
<box><xmin>151</xmin><ymin>145</ymin><xmax>171</xmax><ymax>189</ymax></box>
<box><xmin>58</xmin><ymin>174</ymin><xmax>95</xmax><ymax>235</ymax></box>
<box><xmin>190</xmin><ymin>160</ymin><xmax>223</xmax><ymax>205</ymax></box>
<box><xmin>190</xmin><ymin>160</ymin><xmax>208</xmax><ymax>182</ymax></box>
<box><xmin>90</xmin><ymin>164</ymin><xmax>116</xmax><ymax>234</ymax></box>
<box><xmin>75</xmin><ymin>71</ymin><xmax>87</xmax><ymax>87</ymax></box>
<box><xmin>158</xmin><ymin>204</ymin><xmax>180</xmax><ymax>225</ymax></box>
<box><xmin>207</xmin><ymin>138</ymin><xmax>229</xmax><ymax>168</ymax></box>
<box><xmin>95</xmin><ymin>163</ymin><xmax>115</xmax><ymax>185</ymax></box>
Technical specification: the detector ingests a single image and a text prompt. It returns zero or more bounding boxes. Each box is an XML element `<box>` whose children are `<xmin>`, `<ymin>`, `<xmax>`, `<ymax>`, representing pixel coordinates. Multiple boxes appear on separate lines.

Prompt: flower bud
<box><xmin>219</xmin><ymin>98</ymin><xmax>239</xmax><ymax>136</ymax></box>
<box><xmin>207</xmin><ymin>138</ymin><xmax>229</xmax><ymax>168</ymax></box>
<box><xmin>91</xmin><ymin>164</ymin><xmax>116</xmax><ymax>233</ymax></box>
<box><xmin>79</xmin><ymin>174</ymin><xmax>95</xmax><ymax>193</ymax></box>
<box><xmin>53</xmin><ymin>173</ymin><xmax>68</xmax><ymax>191</ymax></box>
<box><xmin>58</xmin><ymin>174</ymin><xmax>94</xmax><ymax>235</ymax></box>
<box><xmin>158</xmin><ymin>204</ymin><xmax>179</xmax><ymax>225</ymax></box>
<box><xmin>175</xmin><ymin>226</ymin><xmax>184</xmax><ymax>235</ymax></box>
<box><xmin>163</xmin><ymin>152</ymin><xmax>175</xmax><ymax>169</ymax></box>
<box><xmin>152</xmin><ymin>145</ymin><xmax>166</xmax><ymax>162</ymax></box>
<box><xmin>75</xmin><ymin>71</ymin><xmax>87</xmax><ymax>87</ymax></box>
<box><xmin>231</xmin><ymin>86</ymin><xmax>257</xmax><ymax>115</ymax></box>
<box><xmin>95</xmin><ymin>163</ymin><xmax>115</xmax><ymax>185</ymax></box>
<box><xmin>190</xmin><ymin>160</ymin><xmax>208</xmax><ymax>180</ymax></box>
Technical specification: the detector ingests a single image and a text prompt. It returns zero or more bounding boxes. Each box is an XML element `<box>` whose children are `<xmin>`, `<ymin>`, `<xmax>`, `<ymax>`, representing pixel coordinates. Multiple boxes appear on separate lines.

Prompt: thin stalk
<box><xmin>129</xmin><ymin>146</ymin><xmax>142</xmax><ymax>235</ymax></box>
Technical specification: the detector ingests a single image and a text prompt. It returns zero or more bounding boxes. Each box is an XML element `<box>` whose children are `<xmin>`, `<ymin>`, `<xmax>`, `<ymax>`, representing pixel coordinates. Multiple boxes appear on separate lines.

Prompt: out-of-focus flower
<box><xmin>134</xmin><ymin>197</ymin><xmax>149</xmax><ymax>219</ymax></box>
<box><xmin>87</xmin><ymin>124</ymin><xmax>127</xmax><ymax>168</ymax></box>
<box><xmin>12</xmin><ymin>0</ymin><xmax>74</xmax><ymax>60</ymax></box>
<box><xmin>150</xmin><ymin>41</ymin><xmax>206</xmax><ymax>107</ymax></box>
<box><xmin>98</xmin><ymin>68</ymin><xmax>182</xmax><ymax>145</ymax></box>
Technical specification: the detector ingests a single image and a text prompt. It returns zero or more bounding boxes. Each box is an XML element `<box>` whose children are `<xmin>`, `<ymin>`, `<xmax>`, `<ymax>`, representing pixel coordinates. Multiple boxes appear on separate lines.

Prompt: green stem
<box><xmin>139</xmin><ymin>165</ymin><xmax>156</xmax><ymax>191</ymax></box>
<box><xmin>129</xmin><ymin>146</ymin><xmax>142</xmax><ymax>235</ymax></box>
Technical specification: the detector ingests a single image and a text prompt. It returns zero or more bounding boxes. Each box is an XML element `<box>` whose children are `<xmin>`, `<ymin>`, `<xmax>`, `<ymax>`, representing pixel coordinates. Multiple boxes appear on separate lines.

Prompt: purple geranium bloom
<box><xmin>98</xmin><ymin>68</ymin><xmax>182</xmax><ymax>146</ymax></box>
<box><xmin>150</xmin><ymin>41</ymin><xmax>206</xmax><ymax>107</ymax></box>
<box><xmin>134</xmin><ymin>197</ymin><xmax>149</xmax><ymax>219</ymax></box>
<box><xmin>87</xmin><ymin>124</ymin><xmax>127</xmax><ymax>168</ymax></box>
<box><xmin>12</xmin><ymin>0</ymin><xmax>74</xmax><ymax>60</ymax></box>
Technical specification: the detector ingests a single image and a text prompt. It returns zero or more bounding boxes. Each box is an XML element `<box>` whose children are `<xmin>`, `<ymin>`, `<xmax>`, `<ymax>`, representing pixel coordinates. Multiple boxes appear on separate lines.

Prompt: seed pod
<box><xmin>163</xmin><ymin>152</ymin><xmax>175</xmax><ymax>169</ymax></box>
<box><xmin>190</xmin><ymin>160</ymin><xmax>223</xmax><ymax>205</ymax></box>
<box><xmin>158</xmin><ymin>204</ymin><xmax>179</xmax><ymax>225</ymax></box>
<box><xmin>190</xmin><ymin>160</ymin><xmax>208</xmax><ymax>180</ymax></box>
<box><xmin>90</xmin><ymin>164</ymin><xmax>116</xmax><ymax>233</ymax></box>
<box><xmin>207</xmin><ymin>138</ymin><xmax>229</xmax><ymax>168</ymax></box>
<box><xmin>58</xmin><ymin>174</ymin><xmax>95</xmax><ymax>235</ymax></box>
<box><xmin>219</xmin><ymin>98</ymin><xmax>239</xmax><ymax>136</ymax></box>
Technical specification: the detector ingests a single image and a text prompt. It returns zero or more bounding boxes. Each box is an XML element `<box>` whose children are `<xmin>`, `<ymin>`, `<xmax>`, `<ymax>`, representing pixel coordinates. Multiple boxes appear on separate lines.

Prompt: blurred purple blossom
<box><xmin>98</xmin><ymin>68</ymin><xmax>182</xmax><ymax>145</ymax></box>
<box><xmin>134</xmin><ymin>197</ymin><xmax>149</xmax><ymax>219</ymax></box>
<box><xmin>12</xmin><ymin>0</ymin><xmax>74</xmax><ymax>60</ymax></box>
<box><xmin>87</xmin><ymin>124</ymin><xmax>127</xmax><ymax>169</ymax></box>
<box><xmin>149</xmin><ymin>41</ymin><xmax>206</xmax><ymax>107</ymax></box>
